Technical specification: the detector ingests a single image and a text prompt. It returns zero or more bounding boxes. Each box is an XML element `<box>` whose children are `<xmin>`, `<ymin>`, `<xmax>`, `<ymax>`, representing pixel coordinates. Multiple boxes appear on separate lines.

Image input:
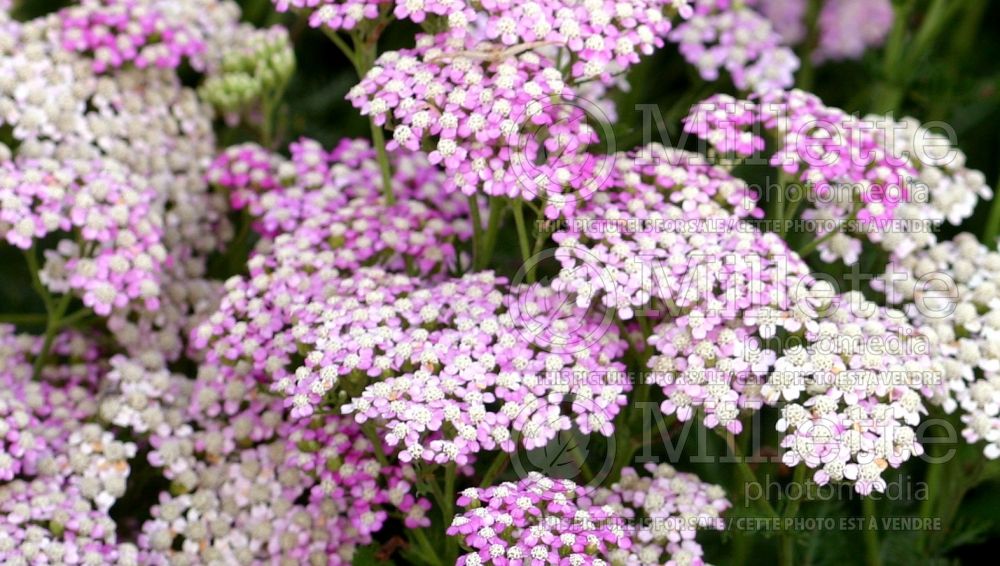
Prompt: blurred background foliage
<box><xmin>3</xmin><ymin>0</ymin><xmax>1000</xmax><ymax>564</ymax></box>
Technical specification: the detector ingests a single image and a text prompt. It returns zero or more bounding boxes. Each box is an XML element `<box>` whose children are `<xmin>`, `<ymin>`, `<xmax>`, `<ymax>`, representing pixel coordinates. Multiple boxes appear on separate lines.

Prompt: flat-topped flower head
<box><xmin>139</xmin><ymin>427</ymin><xmax>425</xmax><ymax>564</ymax></box>
<box><xmin>877</xmin><ymin>234</ymin><xmax>1000</xmax><ymax>459</ymax></box>
<box><xmin>549</xmin><ymin>144</ymin><xmax>816</xmax><ymax>434</ymax></box>
<box><xmin>684</xmin><ymin>91</ymin><xmax>992</xmax><ymax>263</ymax></box>
<box><xmin>349</xmin><ymin>31</ymin><xmax>607</xmax><ymax>217</ymax></box>
<box><xmin>273</xmin><ymin>0</ymin><xmax>475</xmax><ymax>32</ymax></box>
<box><xmin>323</xmin><ymin>272</ymin><xmax>630</xmax><ymax>464</ymax></box>
<box><xmin>254</xmin><ymin>137</ymin><xmax>473</xmax><ymax>275</ymax></box>
<box><xmin>1</xmin><ymin>158</ymin><xmax>166</xmax><ymax>316</ymax></box>
<box><xmin>57</xmin><ymin>0</ymin><xmax>249</xmax><ymax>75</ymax></box>
<box><xmin>0</xmin><ymin>326</ymin><xmax>140</xmax><ymax>562</ymax></box>
<box><xmin>207</xmin><ymin>142</ymin><xmax>288</xmax><ymax>214</ymax></box>
<box><xmin>814</xmin><ymin>0</ymin><xmax>893</xmax><ymax>62</ymax></box>
<box><xmin>750</xmin><ymin>0</ymin><xmax>893</xmax><ymax>62</ymax></box>
<box><xmin>2</xmin><ymin>12</ymin><xmax>234</xmax><ymax>363</ymax></box>
<box><xmin>589</xmin><ymin>463</ymin><xmax>729</xmax><ymax>565</ymax></box>
<box><xmin>469</xmin><ymin>0</ymin><xmax>690</xmax><ymax>83</ymax></box>
<box><xmin>59</xmin><ymin>0</ymin><xmax>207</xmax><ymax>73</ymax></box>
<box><xmin>873</xmin><ymin>117</ymin><xmax>993</xmax><ymax>257</ymax></box>
<box><xmin>668</xmin><ymin>0</ymin><xmax>799</xmax><ymax>92</ymax></box>
<box><xmin>551</xmin><ymin>144</ymin><xmax>805</xmax><ymax>317</ymax></box>
<box><xmin>449</xmin><ymin>472</ymin><xmax>631</xmax><ymax>565</ymax></box>
<box><xmin>762</xmin><ymin>292</ymin><xmax>944</xmax><ymax>494</ymax></box>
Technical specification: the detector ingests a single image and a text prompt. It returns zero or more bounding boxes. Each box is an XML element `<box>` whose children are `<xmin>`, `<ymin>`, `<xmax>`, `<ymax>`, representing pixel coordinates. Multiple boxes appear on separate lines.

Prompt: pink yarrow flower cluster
<box><xmin>552</xmin><ymin>143</ymin><xmax>764</xmax><ymax>319</ymax></box>
<box><xmin>814</xmin><ymin>0</ymin><xmax>893</xmax><ymax>62</ymax></box>
<box><xmin>191</xmin><ymin>261</ymin><xmax>627</xmax><ymax>467</ymax></box>
<box><xmin>340</xmin><ymin>273</ymin><xmax>630</xmax><ymax>464</ymax></box>
<box><xmin>668</xmin><ymin>0</ymin><xmax>799</xmax><ymax>92</ymax></box>
<box><xmin>254</xmin><ymin>137</ymin><xmax>473</xmax><ymax>274</ymax></box>
<box><xmin>470</xmin><ymin>0</ymin><xmax>689</xmax><ymax>83</ymax></box>
<box><xmin>685</xmin><ymin>91</ymin><xmax>919</xmax><ymax>264</ymax></box>
<box><xmin>750</xmin><ymin>0</ymin><xmax>893</xmax><ymax>62</ymax></box>
<box><xmin>552</xmin><ymin>144</ymin><xmax>817</xmax><ymax>434</ymax></box>
<box><xmin>762</xmin><ymin>292</ymin><xmax>944</xmax><ymax>495</ymax></box>
<box><xmin>0</xmin><ymin>158</ymin><xmax>166</xmax><ymax>316</ymax></box>
<box><xmin>872</xmin><ymin>116</ymin><xmax>992</xmax><ymax>257</ymax></box>
<box><xmin>206</xmin><ymin>142</ymin><xmax>288</xmax><ymax>214</ymax></box>
<box><xmin>192</xmin><ymin>259</ymin><xmax>618</xmax><ymax>466</ymax></box>
<box><xmin>0</xmin><ymin>326</ymin><xmax>141</xmax><ymax>563</ymax></box>
<box><xmin>278</xmin><ymin>0</ymin><xmax>691</xmax><ymax>83</ymax></box>
<box><xmin>2</xmin><ymin>7</ymin><xmax>236</xmax><ymax>363</ymax></box>
<box><xmin>748</xmin><ymin>0</ymin><xmax>807</xmax><ymax>44</ymax></box>
<box><xmin>877</xmin><ymin>234</ymin><xmax>1000</xmax><ymax>459</ymax></box>
<box><xmin>590</xmin><ymin>463</ymin><xmax>729</xmax><ymax>565</ymax></box>
<box><xmin>0</xmin><ymin>389</ymin><xmax>47</xmax><ymax>482</ymax></box>
<box><xmin>685</xmin><ymin>92</ymin><xmax>993</xmax><ymax>263</ymax></box>
<box><xmin>59</xmin><ymin>0</ymin><xmax>208</xmax><ymax>73</ymax></box>
<box><xmin>349</xmin><ymin>31</ymin><xmax>606</xmax><ymax>217</ymax></box>
<box><xmin>448</xmin><ymin>472</ymin><xmax>631</xmax><ymax>565</ymax></box>
<box><xmin>108</xmin><ymin>335</ymin><xmax>432</xmax><ymax>563</ymax></box>
<box><xmin>139</xmin><ymin>414</ymin><xmax>430</xmax><ymax>564</ymax></box>
<box><xmin>273</xmin><ymin>0</ymin><xmax>473</xmax><ymax>31</ymax></box>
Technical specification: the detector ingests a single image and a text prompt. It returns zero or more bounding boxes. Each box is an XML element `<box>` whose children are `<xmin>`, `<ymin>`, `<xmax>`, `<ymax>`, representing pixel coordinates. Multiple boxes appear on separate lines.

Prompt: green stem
<box><xmin>908</xmin><ymin>0</ymin><xmax>962</xmax><ymax>67</ymax></box>
<box><xmin>562</xmin><ymin>430</ymin><xmax>594</xmax><ymax>483</ymax></box>
<box><xmin>467</xmin><ymin>194</ymin><xmax>483</xmax><ymax>268</ymax></box>
<box><xmin>917</xmin><ymin>440</ymin><xmax>944</xmax><ymax>553</ymax></box>
<box><xmin>0</xmin><ymin>313</ymin><xmax>47</xmax><ymax>325</ymax></box>
<box><xmin>408</xmin><ymin>527</ymin><xmax>445</xmax><ymax>566</ymax></box>
<box><xmin>796</xmin><ymin>228</ymin><xmax>838</xmax><ymax>258</ymax></box>
<box><xmin>985</xmin><ymin>173</ymin><xmax>1000</xmax><ymax>247</ymax></box>
<box><xmin>797</xmin><ymin>204</ymin><xmax>860</xmax><ymax>257</ymax></box>
<box><xmin>511</xmin><ymin>199</ymin><xmax>534</xmax><ymax>283</ymax></box>
<box><xmin>873</xmin><ymin>0</ymin><xmax>963</xmax><ymax>114</ymax></box>
<box><xmin>56</xmin><ymin>308</ymin><xmax>93</xmax><ymax>329</ymax></box>
<box><xmin>23</xmin><ymin>248</ymin><xmax>53</xmax><ymax>313</ymax></box>
<box><xmin>443</xmin><ymin>463</ymin><xmax>458</xmax><ymax>563</ymax></box>
<box><xmin>783</xmin><ymin>185</ymin><xmax>805</xmax><ymax>233</ymax></box>
<box><xmin>22</xmin><ymin>246</ymin><xmax>77</xmax><ymax>381</ymax></box>
<box><xmin>323</xmin><ymin>29</ymin><xmax>363</xmax><ymax>74</ymax></box>
<box><xmin>532</xmin><ymin>222</ymin><xmax>550</xmax><ymax>257</ymax></box>
<box><xmin>783</xmin><ymin>464</ymin><xmax>808</xmax><ymax>519</ymax></box>
<box><xmin>369</xmin><ymin>119</ymin><xmax>397</xmax><ymax>205</ymax></box>
<box><xmin>780</xmin><ymin>465</ymin><xmax>808</xmax><ymax>566</ymax></box>
<box><xmin>795</xmin><ymin>0</ymin><xmax>824</xmax><ymax>91</ymax></box>
<box><xmin>361</xmin><ymin>423</ymin><xmax>390</xmax><ymax>468</ymax></box>
<box><xmin>260</xmin><ymin>97</ymin><xmax>275</xmax><ymax>149</ymax></box>
<box><xmin>724</xmin><ymin>433</ymin><xmax>780</xmax><ymax>520</ymax></box>
<box><xmin>479</xmin><ymin>451</ymin><xmax>510</xmax><ymax>488</ymax></box>
<box><xmin>872</xmin><ymin>0</ymin><xmax>913</xmax><ymax>114</ymax></box>
<box><xmin>32</xmin><ymin>292</ymin><xmax>72</xmax><ymax>381</ymax></box>
<box><xmin>636</xmin><ymin>314</ymin><xmax>653</xmax><ymax>344</ymax></box>
<box><xmin>773</xmin><ymin>182</ymin><xmax>787</xmax><ymax>238</ymax></box>
<box><xmin>863</xmin><ymin>497</ymin><xmax>883</xmax><ymax>566</ymax></box>
<box><xmin>478</xmin><ymin>197</ymin><xmax>505</xmax><ymax>270</ymax></box>
<box><xmin>321</xmin><ymin>26</ymin><xmax>394</xmax><ymax>205</ymax></box>
<box><xmin>227</xmin><ymin>208</ymin><xmax>254</xmax><ymax>275</ymax></box>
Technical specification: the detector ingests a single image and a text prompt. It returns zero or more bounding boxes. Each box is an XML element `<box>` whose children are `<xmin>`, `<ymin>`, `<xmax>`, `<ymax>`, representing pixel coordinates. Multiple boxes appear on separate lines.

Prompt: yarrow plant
<box><xmin>877</xmin><ymin>234</ymin><xmax>1000</xmax><ymax>460</ymax></box>
<box><xmin>589</xmin><ymin>463</ymin><xmax>730</xmax><ymax>565</ymax></box>
<box><xmin>762</xmin><ymin>291</ymin><xmax>943</xmax><ymax>494</ymax></box>
<box><xmin>683</xmin><ymin>90</ymin><xmax>992</xmax><ymax>264</ymax></box>
<box><xmin>668</xmin><ymin>0</ymin><xmax>799</xmax><ymax>92</ymax></box>
<box><xmin>1</xmin><ymin>0</ymin><xmax>999</xmax><ymax>564</ymax></box>
<box><xmin>447</xmin><ymin>472</ymin><xmax>632</xmax><ymax>565</ymax></box>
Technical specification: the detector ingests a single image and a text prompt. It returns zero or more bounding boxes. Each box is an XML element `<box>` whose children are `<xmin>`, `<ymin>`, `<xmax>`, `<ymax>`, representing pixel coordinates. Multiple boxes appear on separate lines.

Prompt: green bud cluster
<box><xmin>201</xmin><ymin>26</ymin><xmax>295</xmax><ymax>114</ymax></box>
